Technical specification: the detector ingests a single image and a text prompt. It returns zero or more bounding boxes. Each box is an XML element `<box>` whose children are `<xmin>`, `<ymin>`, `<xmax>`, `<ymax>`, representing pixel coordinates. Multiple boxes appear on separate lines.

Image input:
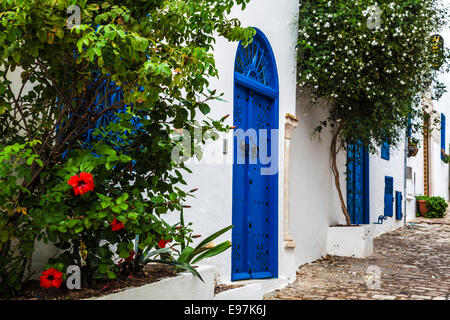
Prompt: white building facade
<box><xmin>178</xmin><ymin>0</ymin><xmax>449</xmax><ymax>289</ymax></box>
<box><xmin>7</xmin><ymin>0</ymin><xmax>448</xmax><ymax>294</ymax></box>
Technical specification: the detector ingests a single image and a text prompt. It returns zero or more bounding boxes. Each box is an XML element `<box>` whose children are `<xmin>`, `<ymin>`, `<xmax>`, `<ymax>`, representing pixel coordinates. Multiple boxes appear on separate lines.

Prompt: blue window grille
<box><xmin>57</xmin><ymin>77</ymin><xmax>143</xmax><ymax>159</ymax></box>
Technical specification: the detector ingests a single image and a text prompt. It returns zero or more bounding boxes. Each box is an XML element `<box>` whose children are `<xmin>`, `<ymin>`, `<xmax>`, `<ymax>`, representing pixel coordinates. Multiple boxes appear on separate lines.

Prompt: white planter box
<box><xmin>92</xmin><ymin>265</ymin><xmax>217</xmax><ymax>300</ymax></box>
<box><xmin>326</xmin><ymin>225</ymin><xmax>373</xmax><ymax>258</ymax></box>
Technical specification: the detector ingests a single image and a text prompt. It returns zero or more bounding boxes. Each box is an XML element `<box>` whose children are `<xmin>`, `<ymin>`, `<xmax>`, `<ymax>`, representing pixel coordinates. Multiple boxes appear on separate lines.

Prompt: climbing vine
<box><xmin>297</xmin><ymin>0</ymin><xmax>449</xmax><ymax>224</ymax></box>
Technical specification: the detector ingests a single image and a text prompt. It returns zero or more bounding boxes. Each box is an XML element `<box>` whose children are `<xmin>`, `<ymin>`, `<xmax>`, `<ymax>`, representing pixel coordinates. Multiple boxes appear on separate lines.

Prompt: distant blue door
<box><xmin>384</xmin><ymin>177</ymin><xmax>394</xmax><ymax>217</ymax></box>
<box><xmin>347</xmin><ymin>143</ymin><xmax>370</xmax><ymax>224</ymax></box>
<box><xmin>232</xmin><ymin>29</ymin><xmax>279</xmax><ymax>281</ymax></box>
<box><xmin>395</xmin><ymin>191</ymin><xmax>403</xmax><ymax>220</ymax></box>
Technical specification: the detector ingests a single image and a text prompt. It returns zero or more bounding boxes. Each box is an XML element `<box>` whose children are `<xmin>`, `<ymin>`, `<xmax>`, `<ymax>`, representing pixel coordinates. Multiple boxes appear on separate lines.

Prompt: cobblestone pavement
<box><xmin>265</xmin><ymin>216</ymin><xmax>450</xmax><ymax>300</ymax></box>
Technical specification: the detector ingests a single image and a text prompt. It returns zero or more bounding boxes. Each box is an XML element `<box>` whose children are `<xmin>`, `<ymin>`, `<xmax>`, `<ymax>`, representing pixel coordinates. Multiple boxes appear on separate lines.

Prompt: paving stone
<box><xmin>264</xmin><ymin>215</ymin><xmax>450</xmax><ymax>301</ymax></box>
<box><xmin>372</xmin><ymin>294</ymin><xmax>397</xmax><ymax>300</ymax></box>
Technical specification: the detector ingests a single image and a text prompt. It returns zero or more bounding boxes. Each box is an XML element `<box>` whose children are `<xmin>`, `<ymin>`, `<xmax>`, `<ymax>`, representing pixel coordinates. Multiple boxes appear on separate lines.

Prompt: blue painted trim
<box><xmin>231</xmin><ymin>27</ymin><xmax>279</xmax><ymax>281</ymax></box>
<box><xmin>384</xmin><ymin>176</ymin><xmax>394</xmax><ymax>217</ymax></box>
<box><xmin>441</xmin><ymin>113</ymin><xmax>446</xmax><ymax>160</ymax></box>
<box><xmin>395</xmin><ymin>191</ymin><xmax>403</xmax><ymax>220</ymax></box>
<box><xmin>363</xmin><ymin>148</ymin><xmax>370</xmax><ymax>224</ymax></box>
<box><xmin>407</xmin><ymin>114</ymin><xmax>412</xmax><ymax>138</ymax></box>
<box><xmin>346</xmin><ymin>143</ymin><xmax>370</xmax><ymax>225</ymax></box>
<box><xmin>234</xmin><ymin>72</ymin><xmax>278</xmax><ymax>99</ymax></box>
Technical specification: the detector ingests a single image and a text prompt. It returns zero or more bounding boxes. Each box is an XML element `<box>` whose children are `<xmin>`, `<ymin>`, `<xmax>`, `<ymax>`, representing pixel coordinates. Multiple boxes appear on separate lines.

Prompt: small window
<box><xmin>381</xmin><ymin>139</ymin><xmax>390</xmax><ymax>160</ymax></box>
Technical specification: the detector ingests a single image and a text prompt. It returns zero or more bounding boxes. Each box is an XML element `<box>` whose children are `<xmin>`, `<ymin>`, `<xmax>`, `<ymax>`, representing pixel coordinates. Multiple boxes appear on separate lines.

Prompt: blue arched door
<box><xmin>232</xmin><ymin>29</ymin><xmax>279</xmax><ymax>281</ymax></box>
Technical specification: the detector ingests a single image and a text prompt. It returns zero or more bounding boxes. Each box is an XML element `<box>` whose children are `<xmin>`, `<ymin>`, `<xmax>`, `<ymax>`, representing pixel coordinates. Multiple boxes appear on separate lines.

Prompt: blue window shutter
<box><xmin>441</xmin><ymin>113</ymin><xmax>446</xmax><ymax>160</ymax></box>
<box><xmin>407</xmin><ymin>114</ymin><xmax>412</xmax><ymax>138</ymax></box>
<box><xmin>381</xmin><ymin>139</ymin><xmax>390</xmax><ymax>160</ymax></box>
<box><xmin>384</xmin><ymin>176</ymin><xmax>394</xmax><ymax>217</ymax></box>
<box><xmin>395</xmin><ymin>191</ymin><xmax>403</xmax><ymax>220</ymax></box>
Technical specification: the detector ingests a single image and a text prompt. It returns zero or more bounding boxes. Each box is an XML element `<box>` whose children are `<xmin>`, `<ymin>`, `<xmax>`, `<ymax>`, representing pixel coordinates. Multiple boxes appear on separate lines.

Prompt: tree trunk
<box><xmin>331</xmin><ymin>124</ymin><xmax>352</xmax><ymax>226</ymax></box>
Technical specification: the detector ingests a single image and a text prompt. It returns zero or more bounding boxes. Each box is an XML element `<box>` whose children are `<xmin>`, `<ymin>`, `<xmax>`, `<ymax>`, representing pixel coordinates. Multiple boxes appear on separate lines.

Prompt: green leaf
<box><xmin>98</xmin><ymin>264</ymin><xmax>108</xmax><ymax>274</ymax></box>
<box><xmin>37</xmin><ymin>29</ymin><xmax>47</xmax><ymax>43</ymax></box>
<box><xmin>191</xmin><ymin>241</ymin><xmax>232</xmax><ymax>264</ymax></box>
<box><xmin>177</xmin><ymin>246</ymin><xmax>194</xmax><ymax>264</ymax></box>
<box><xmin>198</xmin><ymin>103</ymin><xmax>210</xmax><ymax>115</ymax></box>
<box><xmin>192</xmin><ymin>225</ymin><xmax>233</xmax><ymax>257</ymax></box>
<box><xmin>150</xmin><ymin>196</ymin><xmax>164</xmax><ymax>204</ymax></box>
<box><xmin>142</xmin><ymin>248</ymin><xmax>170</xmax><ymax>261</ymax></box>
<box><xmin>84</xmin><ymin>219</ymin><xmax>92</xmax><ymax>229</ymax></box>
<box><xmin>148</xmin><ymin>259</ymin><xmax>203</xmax><ymax>282</ymax></box>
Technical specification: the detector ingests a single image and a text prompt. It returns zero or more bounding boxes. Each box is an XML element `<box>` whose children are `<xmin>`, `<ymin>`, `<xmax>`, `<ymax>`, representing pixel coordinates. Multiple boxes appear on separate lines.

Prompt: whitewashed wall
<box><xmin>289</xmin><ymin>95</ymin><xmax>346</xmax><ymax>266</ymax></box>
<box><xmin>171</xmin><ymin>0</ymin><xmax>300</xmax><ymax>283</ymax></box>
<box><xmin>431</xmin><ymin>13</ymin><xmax>450</xmax><ymax>200</ymax></box>
<box><xmin>406</xmin><ymin>4</ymin><xmax>450</xmax><ymax>218</ymax></box>
<box><xmin>368</xmin><ymin>139</ymin><xmax>407</xmax><ymax>237</ymax></box>
<box><xmin>290</xmin><ymin>93</ymin><xmax>408</xmax><ymax>266</ymax></box>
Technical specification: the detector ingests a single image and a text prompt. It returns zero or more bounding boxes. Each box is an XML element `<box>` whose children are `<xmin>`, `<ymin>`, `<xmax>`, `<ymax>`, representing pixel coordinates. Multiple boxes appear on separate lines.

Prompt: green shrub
<box><xmin>0</xmin><ymin>0</ymin><xmax>253</xmax><ymax>297</ymax></box>
<box><xmin>425</xmin><ymin>196</ymin><xmax>448</xmax><ymax>218</ymax></box>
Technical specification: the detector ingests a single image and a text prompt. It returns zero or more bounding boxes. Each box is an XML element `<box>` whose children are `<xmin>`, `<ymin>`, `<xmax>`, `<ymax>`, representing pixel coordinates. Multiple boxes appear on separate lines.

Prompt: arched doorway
<box><xmin>232</xmin><ymin>29</ymin><xmax>279</xmax><ymax>281</ymax></box>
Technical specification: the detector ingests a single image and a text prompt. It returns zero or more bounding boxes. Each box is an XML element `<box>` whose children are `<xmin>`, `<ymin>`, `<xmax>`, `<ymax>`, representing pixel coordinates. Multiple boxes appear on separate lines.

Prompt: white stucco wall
<box><xmin>169</xmin><ymin>0</ymin><xmax>300</xmax><ymax>283</ymax></box>
<box><xmin>405</xmin><ymin>141</ymin><xmax>424</xmax><ymax>220</ymax></box>
<box><xmin>289</xmin><ymin>96</ymin><xmax>346</xmax><ymax>267</ymax></box>
<box><xmin>290</xmin><ymin>93</ymin><xmax>408</xmax><ymax>266</ymax></box>
<box><xmin>431</xmin><ymin>14</ymin><xmax>450</xmax><ymax>200</ymax></box>
<box><xmin>406</xmin><ymin>5</ymin><xmax>450</xmax><ymax>213</ymax></box>
<box><xmin>368</xmin><ymin>139</ymin><xmax>407</xmax><ymax>237</ymax></box>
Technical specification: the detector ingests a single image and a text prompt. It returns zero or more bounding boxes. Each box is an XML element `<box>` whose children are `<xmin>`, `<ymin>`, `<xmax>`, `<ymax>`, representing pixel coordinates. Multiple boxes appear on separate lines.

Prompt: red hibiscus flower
<box><xmin>40</xmin><ymin>268</ymin><xmax>64</xmax><ymax>289</ymax></box>
<box><xmin>68</xmin><ymin>172</ymin><xmax>95</xmax><ymax>196</ymax></box>
<box><xmin>110</xmin><ymin>218</ymin><xmax>124</xmax><ymax>231</ymax></box>
<box><xmin>158</xmin><ymin>238</ymin><xmax>172</xmax><ymax>248</ymax></box>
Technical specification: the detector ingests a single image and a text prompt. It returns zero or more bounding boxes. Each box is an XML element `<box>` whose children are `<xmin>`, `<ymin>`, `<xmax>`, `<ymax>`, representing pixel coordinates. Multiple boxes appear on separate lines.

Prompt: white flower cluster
<box><xmin>297</xmin><ymin>0</ymin><xmax>440</xmax><ymax>104</ymax></box>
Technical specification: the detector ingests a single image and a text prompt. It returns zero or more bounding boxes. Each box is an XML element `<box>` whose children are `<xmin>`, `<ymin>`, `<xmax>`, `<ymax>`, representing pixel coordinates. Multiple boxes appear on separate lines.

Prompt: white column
<box><xmin>283</xmin><ymin>113</ymin><xmax>299</xmax><ymax>249</ymax></box>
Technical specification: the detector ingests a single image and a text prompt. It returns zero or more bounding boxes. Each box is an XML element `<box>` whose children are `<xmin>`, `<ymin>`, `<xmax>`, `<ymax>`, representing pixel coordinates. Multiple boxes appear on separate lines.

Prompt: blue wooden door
<box><xmin>232</xmin><ymin>29</ymin><xmax>278</xmax><ymax>281</ymax></box>
<box><xmin>384</xmin><ymin>177</ymin><xmax>394</xmax><ymax>217</ymax></box>
<box><xmin>347</xmin><ymin>143</ymin><xmax>370</xmax><ymax>224</ymax></box>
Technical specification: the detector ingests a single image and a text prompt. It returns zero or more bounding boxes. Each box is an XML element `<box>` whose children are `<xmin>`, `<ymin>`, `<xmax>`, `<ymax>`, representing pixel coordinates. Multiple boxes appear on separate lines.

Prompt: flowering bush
<box><xmin>0</xmin><ymin>0</ymin><xmax>252</xmax><ymax>297</ymax></box>
<box><xmin>297</xmin><ymin>0</ymin><xmax>449</xmax><ymax>223</ymax></box>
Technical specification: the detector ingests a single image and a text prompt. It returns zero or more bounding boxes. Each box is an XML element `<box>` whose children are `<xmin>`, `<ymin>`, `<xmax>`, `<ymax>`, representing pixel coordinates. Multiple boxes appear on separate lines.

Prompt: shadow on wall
<box><xmin>288</xmin><ymin>87</ymin><xmax>347</xmax><ymax>265</ymax></box>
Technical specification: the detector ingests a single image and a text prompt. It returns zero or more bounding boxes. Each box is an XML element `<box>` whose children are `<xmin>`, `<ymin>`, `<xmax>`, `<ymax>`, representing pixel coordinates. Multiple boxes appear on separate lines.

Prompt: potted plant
<box><xmin>416</xmin><ymin>195</ymin><xmax>429</xmax><ymax>217</ymax></box>
<box><xmin>408</xmin><ymin>137</ymin><xmax>419</xmax><ymax>157</ymax></box>
<box><xmin>441</xmin><ymin>148</ymin><xmax>450</xmax><ymax>164</ymax></box>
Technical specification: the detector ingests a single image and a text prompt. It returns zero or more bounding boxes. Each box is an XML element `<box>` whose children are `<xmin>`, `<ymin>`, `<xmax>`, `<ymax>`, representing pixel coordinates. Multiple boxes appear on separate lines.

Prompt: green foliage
<box><xmin>0</xmin><ymin>140</ymin><xmax>43</xmax><ymax>294</ymax></box>
<box><xmin>426</xmin><ymin>196</ymin><xmax>448</xmax><ymax>218</ymax></box>
<box><xmin>0</xmin><ymin>0</ymin><xmax>253</xmax><ymax>296</ymax></box>
<box><xmin>297</xmin><ymin>0</ymin><xmax>449</xmax><ymax>151</ymax></box>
